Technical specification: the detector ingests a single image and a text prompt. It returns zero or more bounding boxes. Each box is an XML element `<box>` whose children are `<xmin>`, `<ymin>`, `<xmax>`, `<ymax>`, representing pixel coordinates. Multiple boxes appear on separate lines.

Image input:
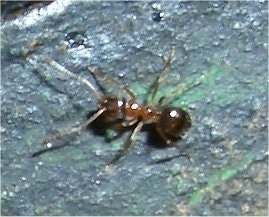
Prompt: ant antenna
<box><xmin>88</xmin><ymin>67</ymin><xmax>136</xmax><ymax>101</ymax></box>
<box><xmin>42</xmin><ymin>57</ymin><xmax>103</xmax><ymax>100</ymax></box>
<box><xmin>158</xmin><ymin>71</ymin><xmax>208</xmax><ymax>106</ymax></box>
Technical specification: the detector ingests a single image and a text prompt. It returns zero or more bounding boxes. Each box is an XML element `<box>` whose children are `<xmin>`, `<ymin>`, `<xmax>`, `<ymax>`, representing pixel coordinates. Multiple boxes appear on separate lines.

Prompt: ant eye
<box><xmin>158</xmin><ymin>107</ymin><xmax>191</xmax><ymax>138</ymax></box>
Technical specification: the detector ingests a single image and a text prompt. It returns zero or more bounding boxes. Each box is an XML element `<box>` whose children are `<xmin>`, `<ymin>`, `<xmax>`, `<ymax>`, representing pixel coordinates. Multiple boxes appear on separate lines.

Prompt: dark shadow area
<box><xmin>31</xmin><ymin>107</ymin><xmax>191</xmax><ymax>161</ymax></box>
<box><xmin>86</xmin><ymin>110</ymin><xmax>191</xmax><ymax>164</ymax></box>
<box><xmin>1</xmin><ymin>1</ymin><xmax>53</xmax><ymax>20</ymax></box>
<box><xmin>86</xmin><ymin>110</ymin><xmax>173</xmax><ymax>148</ymax></box>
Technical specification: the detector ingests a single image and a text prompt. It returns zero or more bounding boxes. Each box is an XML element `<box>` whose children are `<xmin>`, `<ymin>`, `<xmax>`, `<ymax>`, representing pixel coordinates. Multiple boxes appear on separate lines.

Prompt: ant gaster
<box><xmin>32</xmin><ymin>47</ymin><xmax>195</xmax><ymax>164</ymax></box>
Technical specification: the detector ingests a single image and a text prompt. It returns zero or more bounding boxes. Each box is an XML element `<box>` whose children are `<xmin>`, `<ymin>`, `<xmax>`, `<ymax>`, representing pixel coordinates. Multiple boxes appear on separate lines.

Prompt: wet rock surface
<box><xmin>1</xmin><ymin>1</ymin><xmax>268</xmax><ymax>215</ymax></box>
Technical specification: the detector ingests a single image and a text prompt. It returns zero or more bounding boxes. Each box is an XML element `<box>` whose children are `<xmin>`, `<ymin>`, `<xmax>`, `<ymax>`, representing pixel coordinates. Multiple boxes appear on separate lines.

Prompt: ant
<box><xmin>32</xmin><ymin>47</ymin><xmax>201</xmax><ymax>164</ymax></box>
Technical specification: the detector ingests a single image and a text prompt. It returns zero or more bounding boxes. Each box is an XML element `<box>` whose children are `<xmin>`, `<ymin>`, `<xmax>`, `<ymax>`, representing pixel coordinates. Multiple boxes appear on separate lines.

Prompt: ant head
<box><xmin>158</xmin><ymin>107</ymin><xmax>191</xmax><ymax>139</ymax></box>
<box><xmin>100</xmin><ymin>97</ymin><xmax>126</xmax><ymax>121</ymax></box>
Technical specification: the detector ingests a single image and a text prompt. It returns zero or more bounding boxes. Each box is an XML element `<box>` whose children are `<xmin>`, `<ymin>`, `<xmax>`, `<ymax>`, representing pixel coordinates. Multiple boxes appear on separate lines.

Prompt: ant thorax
<box><xmin>100</xmin><ymin>96</ymin><xmax>159</xmax><ymax>123</ymax></box>
<box><xmin>125</xmin><ymin>102</ymin><xmax>159</xmax><ymax>122</ymax></box>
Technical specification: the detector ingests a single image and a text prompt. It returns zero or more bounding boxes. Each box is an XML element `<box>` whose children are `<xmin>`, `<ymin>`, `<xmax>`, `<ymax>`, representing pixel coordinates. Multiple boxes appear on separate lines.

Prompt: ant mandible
<box><xmin>32</xmin><ymin>47</ymin><xmax>198</xmax><ymax>164</ymax></box>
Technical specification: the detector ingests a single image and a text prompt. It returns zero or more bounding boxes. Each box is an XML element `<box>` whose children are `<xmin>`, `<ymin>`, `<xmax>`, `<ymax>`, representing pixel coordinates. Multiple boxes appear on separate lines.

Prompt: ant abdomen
<box><xmin>100</xmin><ymin>97</ymin><xmax>126</xmax><ymax>121</ymax></box>
<box><xmin>157</xmin><ymin>107</ymin><xmax>191</xmax><ymax>140</ymax></box>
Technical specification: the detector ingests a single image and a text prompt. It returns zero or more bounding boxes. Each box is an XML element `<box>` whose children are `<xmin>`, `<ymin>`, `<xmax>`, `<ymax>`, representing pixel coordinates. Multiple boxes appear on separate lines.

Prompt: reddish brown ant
<box><xmin>32</xmin><ymin>47</ymin><xmax>200</xmax><ymax>164</ymax></box>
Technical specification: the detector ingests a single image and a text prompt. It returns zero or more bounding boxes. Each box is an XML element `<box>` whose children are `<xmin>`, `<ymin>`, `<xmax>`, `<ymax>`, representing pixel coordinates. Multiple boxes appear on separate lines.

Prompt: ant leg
<box><xmin>121</xmin><ymin>119</ymin><xmax>138</xmax><ymax>127</ymax></box>
<box><xmin>88</xmin><ymin>67</ymin><xmax>136</xmax><ymax>102</ymax></box>
<box><xmin>106</xmin><ymin>119</ymin><xmax>138</xmax><ymax>142</ymax></box>
<box><xmin>145</xmin><ymin>46</ymin><xmax>176</xmax><ymax>104</ymax></box>
<box><xmin>42</xmin><ymin>57</ymin><xmax>103</xmax><ymax>100</ymax></box>
<box><xmin>158</xmin><ymin>72</ymin><xmax>208</xmax><ymax>106</ymax></box>
<box><xmin>155</xmin><ymin>126</ymin><xmax>191</xmax><ymax>163</ymax></box>
<box><xmin>108</xmin><ymin>121</ymin><xmax>144</xmax><ymax>165</ymax></box>
<box><xmin>111</xmin><ymin>118</ymin><xmax>138</xmax><ymax>132</ymax></box>
<box><xmin>31</xmin><ymin>108</ymin><xmax>105</xmax><ymax>157</ymax></box>
<box><xmin>156</xmin><ymin>125</ymin><xmax>172</xmax><ymax>144</ymax></box>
